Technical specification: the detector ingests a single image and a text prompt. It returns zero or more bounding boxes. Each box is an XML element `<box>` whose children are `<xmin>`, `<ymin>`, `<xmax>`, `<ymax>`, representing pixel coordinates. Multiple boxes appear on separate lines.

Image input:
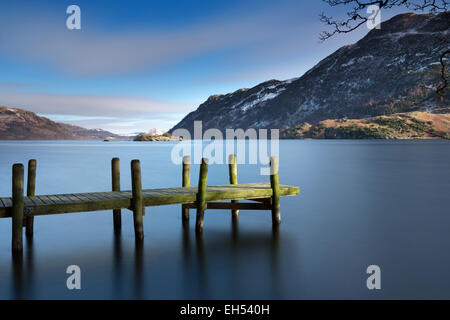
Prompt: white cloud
<box><xmin>0</xmin><ymin>85</ymin><xmax>192</xmax><ymax>133</ymax></box>
<box><xmin>56</xmin><ymin>116</ymin><xmax>181</xmax><ymax>134</ymax></box>
<box><xmin>0</xmin><ymin>88</ymin><xmax>192</xmax><ymax>117</ymax></box>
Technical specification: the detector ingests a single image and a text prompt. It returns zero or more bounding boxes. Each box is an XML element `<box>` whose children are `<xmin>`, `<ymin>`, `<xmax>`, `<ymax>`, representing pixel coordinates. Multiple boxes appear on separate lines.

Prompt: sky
<box><xmin>0</xmin><ymin>0</ymin><xmax>412</xmax><ymax>134</ymax></box>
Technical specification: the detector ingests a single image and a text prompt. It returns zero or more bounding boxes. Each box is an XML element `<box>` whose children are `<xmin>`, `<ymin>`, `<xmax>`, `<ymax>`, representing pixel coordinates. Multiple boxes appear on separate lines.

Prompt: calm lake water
<box><xmin>0</xmin><ymin>140</ymin><xmax>449</xmax><ymax>299</ymax></box>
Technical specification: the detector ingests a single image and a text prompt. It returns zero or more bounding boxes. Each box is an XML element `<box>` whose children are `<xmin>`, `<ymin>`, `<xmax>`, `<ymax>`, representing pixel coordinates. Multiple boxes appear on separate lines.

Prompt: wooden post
<box><xmin>195</xmin><ymin>158</ymin><xmax>208</xmax><ymax>233</ymax></box>
<box><xmin>270</xmin><ymin>156</ymin><xmax>281</xmax><ymax>225</ymax></box>
<box><xmin>12</xmin><ymin>164</ymin><xmax>24</xmax><ymax>253</ymax></box>
<box><xmin>228</xmin><ymin>154</ymin><xmax>239</xmax><ymax>218</ymax></box>
<box><xmin>25</xmin><ymin>159</ymin><xmax>36</xmax><ymax>237</ymax></box>
<box><xmin>182</xmin><ymin>155</ymin><xmax>191</xmax><ymax>222</ymax></box>
<box><xmin>131</xmin><ymin>160</ymin><xmax>144</xmax><ymax>240</ymax></box>
<box><xmin>112</xmin><ymin>158</ymin><xmax>121</xmax><ymax>232</ymax></box>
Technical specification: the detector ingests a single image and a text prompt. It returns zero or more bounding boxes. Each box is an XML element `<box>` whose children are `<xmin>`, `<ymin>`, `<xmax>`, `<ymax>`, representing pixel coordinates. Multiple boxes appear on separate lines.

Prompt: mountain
<box><xmin>170</xmin><ymin>12</ymin><xmax>450</xmax><ymax>135</ymax></box>
<box><xmin>59</xmin><ymin>123</ymin><xmax>123</xmax><ymax>140</ymax></box>
<box><xmin>0</xmin><ymin>106</ymin><xmax>121</xmax><ymax>140</ymax></box>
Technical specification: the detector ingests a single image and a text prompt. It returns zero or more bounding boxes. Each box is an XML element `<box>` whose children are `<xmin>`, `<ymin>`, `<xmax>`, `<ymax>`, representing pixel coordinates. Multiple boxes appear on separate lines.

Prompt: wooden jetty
<box><xmin>0</xmin><ymin>155</ymin><xmax>300</xmax><ymax>253</ymax></box>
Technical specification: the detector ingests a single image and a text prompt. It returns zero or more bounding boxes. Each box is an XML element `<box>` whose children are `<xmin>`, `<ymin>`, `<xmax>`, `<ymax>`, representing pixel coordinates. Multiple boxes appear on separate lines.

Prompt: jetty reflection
<box><xmin>181</xmin><ymin>216</ymin><xmax>282</xmax><ymax>299</ymax></box>
<box><xmin>11</xmin><ymin>215</ymin><xmax>283</xmax><ymax>299</ymax></box>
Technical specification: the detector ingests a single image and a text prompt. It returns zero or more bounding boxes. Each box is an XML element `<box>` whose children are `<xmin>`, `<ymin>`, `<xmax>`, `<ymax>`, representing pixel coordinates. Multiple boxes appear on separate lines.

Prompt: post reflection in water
<box><xmin>231</xmin><ymin>215</ymin><xmax>239</xmax><ymax>246</ymax></box>
<box><xmin>112</xmin><ymin>231</ymin><xmax>123</xmax><ymax>299</ymax></box>
<box><xmin>11</xmin><ymin>236</ymin><xmax>35</xmax><ymax>300</ymax></box>
<box><xmin>181</xmin><ymin>214</ymin><xmax>282</xmax><ymax>299</ymax></box>
<box><xmin>11</xmin><ymin>251</ymin><xmax>23</xmax><ymax>300</ymax></box>
<box><xmin>230</xmin><ymin>215</ymin><xmax>240</xmax><ymax>297</ymax></box>
<box><xmin>181</xmin><ymin>219</ymin><xmax>191</xmax><ymax>297</ymax></box>
<box><xmin>271</xmin><ymin>224</ymin><xmax>281</xmax><ymax>298</ymax></box>
<box><xmin>134</xmin><ymin>239</ymin><xmax>144</xmax><ymax>299</ymax></box>
<box><xmin>195</xmin><ymin>229</ymin><xmax>209</xmax><ymax>298</ymax></box>
<box><xmin>26</xmin><ymin>236</ymin><xmax>35</xmax><ymax>297</ymax></box>
<box><xmin>112</xmin><ymin>231</ymin><xmax>144</xmax><ymax>299</ymax></box>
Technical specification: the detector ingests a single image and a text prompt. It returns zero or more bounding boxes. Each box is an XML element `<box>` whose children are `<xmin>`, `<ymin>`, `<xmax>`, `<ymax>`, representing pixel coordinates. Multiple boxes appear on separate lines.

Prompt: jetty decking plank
<box><xmin>47</xmin><ymin>195</ymin><xmax>67</xmax><ymax>204</ymax></box>
<box><xmin>0</xmin><ymin>198</ymin><xmax>11</xmax><ymax>208</ymax></box>
<box><xmin>75</xmin><ymin>193</ymin><xmax>100</xmax><ymax>202</ymax></box>
<box><xmin>36</xmin><ymin>195</ymin><xmax>56</xmax><ymax>205</ymax></box>
<box><xmin>24</xmin><ymin>198</ymin><xmax>35</xmax><ymax>206</ymax></box>
<box><xmin>72</xmin><ymin>193</ymin><xmax>95</xmax><ymax>202</ymax></box>
<box><xmin>28</xmin><ymin>196</ymin><xmax>46</xmax><ymax>206</ymax></box>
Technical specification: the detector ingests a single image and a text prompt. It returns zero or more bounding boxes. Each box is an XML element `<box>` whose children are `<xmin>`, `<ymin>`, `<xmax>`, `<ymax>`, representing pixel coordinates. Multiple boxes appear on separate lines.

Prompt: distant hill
<box><xmin>170</xmin><ymin>12</ymin><xmax>450</xmax><ymax>136</ymax></box>
<box><xmin>60</xmin><ymin>123</ymin><xmax>124</xmax><ymax>140</ymax></box>
<box><xmin>0</xmin><ymin>106</ymin><xmax>123</xmax><ymax>140</ymax></box>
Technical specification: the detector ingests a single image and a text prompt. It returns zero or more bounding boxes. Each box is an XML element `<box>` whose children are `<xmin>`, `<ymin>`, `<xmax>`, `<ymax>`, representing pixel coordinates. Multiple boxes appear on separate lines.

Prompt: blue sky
<box><xmin>0</xmin><ymin>0</ymin><xmax>411</xmax><ymax>133</ymax></box>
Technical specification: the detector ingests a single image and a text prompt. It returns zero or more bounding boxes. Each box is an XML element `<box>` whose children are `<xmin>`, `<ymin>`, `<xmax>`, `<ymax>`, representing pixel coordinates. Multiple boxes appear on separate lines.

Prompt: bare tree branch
<box><xmin>437</xmin><ymin>49</ymin><xmax>450</xmax><ymax>98</ymax></box>
<box><xmin>320</xmin><ymin>0</ymin><xmax>449</xmax><ymax>95</ymax></box>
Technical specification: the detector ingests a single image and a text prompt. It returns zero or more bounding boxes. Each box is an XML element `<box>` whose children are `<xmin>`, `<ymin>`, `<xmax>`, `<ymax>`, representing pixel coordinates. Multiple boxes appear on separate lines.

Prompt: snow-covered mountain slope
<box><xmin>170</xmin><ymin>12</ymin><xmax>449</xmax><ymax>134</ymax></box>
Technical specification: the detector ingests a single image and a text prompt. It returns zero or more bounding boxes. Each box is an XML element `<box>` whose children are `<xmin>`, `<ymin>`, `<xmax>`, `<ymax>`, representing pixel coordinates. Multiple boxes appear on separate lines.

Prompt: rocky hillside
<box><xmin>0</xmin><ymin>106</ymin><xmax>119</xmax><ymax>140</ymax></box>
<box><xmin>170</xmin><ymin>12</ymin><xmax>450</xmax><ymax>135</ymax></box>
<box><xmin>281</xmin><ymin>108</ymin><xmax>450</xmax><ymax>139</ymax></box>
<box><xmin>134</xmin><ymin>132</ymin><xmax>182</xmax><ymax>141</ymax></box>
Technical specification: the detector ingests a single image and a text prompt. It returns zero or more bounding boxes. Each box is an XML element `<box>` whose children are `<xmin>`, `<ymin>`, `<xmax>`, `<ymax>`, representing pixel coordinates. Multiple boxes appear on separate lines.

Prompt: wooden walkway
<box><xmin>0</xmin><ymin>183</ymin><xmax>299</xmax><ymax>218</ymax></box>
<box><xmin>1</xmin><ymin>155</ymin><xmax>300</xmax><ymax>253</ymax></box>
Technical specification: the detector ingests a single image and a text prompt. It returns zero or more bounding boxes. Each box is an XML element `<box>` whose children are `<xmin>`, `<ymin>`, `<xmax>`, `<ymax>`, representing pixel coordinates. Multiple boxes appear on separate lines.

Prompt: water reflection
<box><xmin>182</xmin><ymin>219</ymin><xmax>190</xmax><ymax>259</ymax></box>
<box><xmin>111</xmin><ymin>231</ymin><xmax>144</xmax><ymax>299</ymax></box>
<box><xmin>271</xmin><ymin>224</ymin><xmax>281</xmax><ymax>298</ymax></box>
<box><xmin>10</xmin><ymin>216</ymin><xmax>283</xmax><ymax>299</ymax></box>
<box><xmin>11</xmin><ymin>252</ymin><xmax>24</xmax><ymax>299</ymax></box>
<box><xmin>231</xmin><ymin>215</ymin><xmax>239</xmax><ymax>246</ymax></box>
<box><xmin>190</xmin><ymin>215</ymin><xmax>282</xmax><ymax>299</ymax></box>
<box><xmin>134</xmin><ymin>239</ymin><xmax>144</xmax><ymax>299</ymax></box>
<box><xmin>178</xmin><ymin>214</ymin><xmax>282</xmax><ymax>299</ymax></box>
<box><xmin>10</xmin><ymin>236</ymin><xmax>35</xmax><ymax>299</ymax></box>
<box><xmin>112</xmin><ymin>231</ymin><xmax>123</xmax><ymax>298</ymax></box>
<box><xmin>181</xmin><ymin>219</ymin><xmax>191</xmax><ymax>298</ymax></box>
<box><xmin>25</xmin><ymin>237</ymin><xmax>35</xmax><ymax>298</ymax></box>
<box><xmin>195</xmin><ymin>230</ymin><xmax>209</xmax><ymax>298</ymax></box>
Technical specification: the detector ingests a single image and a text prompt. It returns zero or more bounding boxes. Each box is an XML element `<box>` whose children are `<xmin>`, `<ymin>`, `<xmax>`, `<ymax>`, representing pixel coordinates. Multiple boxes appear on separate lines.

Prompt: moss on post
<box><xmin>270</xmin><ymin>156</ymin><xmax>281</xmax><ymax>225</ymax></box>
<box><xmin>195</xmin><ymin>158</ymin><xmax>209</xmax><ymax>233</ymax></box>
<box><xmin>12</xmin><ymin>164</ymin><xmax>24</xmax><ymax>253</ymax></box>
<box><xmin>228</xmin><ymin>154</ymin><xmax>239</xmax><ymax>218</ymax></box>
<box><xmin>131</xmin><ymin>160</ymin><xmax>144</xmax><ymax>240</ymax></box>
<box><xmin>25</xmin><ymin>159</ymin><xmax>36</xmax><ymax>237</ymax></box>
<box><xmin>182</xmin><ymin>155</ymin><xmax>191</xmax><ymax>222</ymax></box>
<box><xmin>111</xmin><ymin>158</ymin><xmax>121</xmax><ymax>232</ymax></box>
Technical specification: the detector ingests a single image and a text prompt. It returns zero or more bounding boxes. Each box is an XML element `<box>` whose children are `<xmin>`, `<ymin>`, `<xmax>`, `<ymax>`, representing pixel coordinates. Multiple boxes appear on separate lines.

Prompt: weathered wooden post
<box><xmin>12</xmin><ymin>164</ymin><xmax>24</xmax><ymax>253</ymax></box>
<box><xmin>228</xmin><ymin>154</ymin><xmax>239</xmax><ymax>218</ymax></box>
<box><xmin>195</xmin><ymin>158</ymin><xmax>208</xmax><ymax>233</ymax></box>
<box><xmin>131</xmin><ymin>160</ymin><xmax>144</xmax><ymax>240</ymax></box>
<box><xmin>25</xmin><ymin>159</ymin><xmax>36</xmax><ymax>237</ymax></box>
<box><xmin>112</xmin><ymin>157</ymin><xmax>121</xmax><ymax>232</ymax></box>
<box><xmin>270</xmin><ymin>156</ymin><xmax>281</xmax><ymax>225</ymax></box>
<box><xmin>182</xmin><ymin>155</ymin><xmax>191</xmax><ymax>222</ymax></box>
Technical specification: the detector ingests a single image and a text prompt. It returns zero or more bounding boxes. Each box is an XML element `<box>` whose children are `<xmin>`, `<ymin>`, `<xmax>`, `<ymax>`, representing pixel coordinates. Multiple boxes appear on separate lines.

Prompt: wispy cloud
<box><xmin>0</xmin><ymin>85</ymin><xmax>192</xmax><ymax>117</ymax></box>
<box><xmin>0</xmin><ymin>5</ymin><xmax>313</xmax><ymax>76</ymax></box>
<box><xmin>0</xmin><ymin>83</ymin><xmax>192</xmax><ymax>133</ymax></box>
<box><xmin>52</xmin><ymin>114</ymin><xmax>183</xmax><ymax>134</ymax></box>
